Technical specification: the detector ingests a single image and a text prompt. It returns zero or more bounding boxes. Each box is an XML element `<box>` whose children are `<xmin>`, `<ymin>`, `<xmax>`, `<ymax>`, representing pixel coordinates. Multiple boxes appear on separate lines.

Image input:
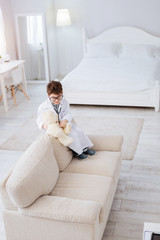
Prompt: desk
<box><xmin>0</xmin><ymin>60</ymin><xmax>27</xmax><ymax>112</ymax></box>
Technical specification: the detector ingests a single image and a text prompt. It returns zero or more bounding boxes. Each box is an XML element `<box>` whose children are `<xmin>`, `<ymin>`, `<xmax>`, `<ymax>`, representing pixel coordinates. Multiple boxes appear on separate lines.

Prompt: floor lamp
<box><xmin>56</xmin><ymin>9</ymin><xmax>71</xmax><ymax>77</ymax></box>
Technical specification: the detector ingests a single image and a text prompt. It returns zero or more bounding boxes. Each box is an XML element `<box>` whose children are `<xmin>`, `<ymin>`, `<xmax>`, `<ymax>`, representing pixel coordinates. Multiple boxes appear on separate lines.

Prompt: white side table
<box><xmin>143</xmin><ymin>222</ymin><xmax>160</xmax><ymax>240</ymax></box>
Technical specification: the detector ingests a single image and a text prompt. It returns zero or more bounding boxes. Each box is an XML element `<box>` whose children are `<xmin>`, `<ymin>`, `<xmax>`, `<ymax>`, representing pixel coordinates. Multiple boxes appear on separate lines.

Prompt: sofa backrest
<box><xmin>6</xmin><ymin>134</ymin><xmax>59</xmax><ymax>208</ymax></box>
<box><xmin>0</xmin><ymin>169</ymin><xmax>17</xmax><ymax>210</ymax></box>
<box><xmin>49</xmin><ymin>136</ymin><xmax>73</xmax><ymax>171</ymax></box>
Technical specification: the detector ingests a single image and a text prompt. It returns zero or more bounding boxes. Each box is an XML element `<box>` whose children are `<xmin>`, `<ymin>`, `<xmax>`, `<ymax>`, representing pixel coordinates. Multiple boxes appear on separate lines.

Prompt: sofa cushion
<box><xmin>6</xmin><ymin>134</ymin><xmax>59</xmax><ymax>208</ymax></box>
<box><xmin>64</xmin><ymin>151</ymin><xmax>121</xmax><ymax>184</ymax></box>
<box><xmin>49</xmin><ymin>136</ymin><xmax>73</xmax><ymax>171</ymax></box>
<box><xmin>50</xmin><ymin>172</ymin><xmax>115</xmax><ymax>222</ymax></box>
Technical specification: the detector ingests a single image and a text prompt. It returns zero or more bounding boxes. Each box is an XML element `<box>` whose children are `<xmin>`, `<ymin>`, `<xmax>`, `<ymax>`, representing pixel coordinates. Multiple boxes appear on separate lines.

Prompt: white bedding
<box><xmin>62</xmin><ymin>57</ymin><xmax>160</xmax><ymax>93</ymax></box>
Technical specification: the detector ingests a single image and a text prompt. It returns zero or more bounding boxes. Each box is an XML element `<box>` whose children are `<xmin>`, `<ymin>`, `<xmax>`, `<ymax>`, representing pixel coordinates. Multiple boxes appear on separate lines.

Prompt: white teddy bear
<box><xmin>42</xmin><ymin>110</ymin><xmax>73</xmax><ymax>146</ymax></box>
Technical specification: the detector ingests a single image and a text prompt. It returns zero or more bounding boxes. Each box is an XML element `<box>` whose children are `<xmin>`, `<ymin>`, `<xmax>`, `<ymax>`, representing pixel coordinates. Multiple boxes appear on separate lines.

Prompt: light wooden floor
<box><xmin>0</xmin><ymin>84</ymin><xmax>160</xmax><ymax>240</ymax></box>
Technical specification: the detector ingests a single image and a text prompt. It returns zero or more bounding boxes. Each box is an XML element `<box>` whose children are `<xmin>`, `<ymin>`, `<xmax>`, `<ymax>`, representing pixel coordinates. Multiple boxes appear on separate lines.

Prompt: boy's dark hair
<box><xmin>47</xmin><ymin>81</ymin><xmax>63</xmax><ymax>95</ymax></box>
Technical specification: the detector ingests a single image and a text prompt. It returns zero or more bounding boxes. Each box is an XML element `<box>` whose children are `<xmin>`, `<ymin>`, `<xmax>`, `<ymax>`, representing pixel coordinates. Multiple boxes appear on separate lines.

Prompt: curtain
<box><xmin>0</xmin><ymin>7</ymin><xmax>6</xmax><ymax>56</ymax></box>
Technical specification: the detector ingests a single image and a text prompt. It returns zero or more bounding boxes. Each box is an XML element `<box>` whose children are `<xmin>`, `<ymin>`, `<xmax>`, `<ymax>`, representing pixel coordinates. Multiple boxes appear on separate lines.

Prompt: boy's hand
<box><xmin>59</xmin><ymin>120</ymin><xmax>67</xmax><ymax>128</ymax></box>
<box><xmin>42</xmin><ymin>123</ymin><xmax>48</xmax><ymax>130</ymax></box>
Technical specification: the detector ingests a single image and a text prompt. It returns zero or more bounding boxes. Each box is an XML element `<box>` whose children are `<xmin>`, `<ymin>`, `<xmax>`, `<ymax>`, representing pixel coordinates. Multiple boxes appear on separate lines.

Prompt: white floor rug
<box><xmin>0</xmin><ymin>115</ymin><xmax>40</xmax><ymax>152</ymax></box>
<box><xmin>0</xmin><ymin>115</ymin><xmax>144</xmax><ymax>160</ymax></box>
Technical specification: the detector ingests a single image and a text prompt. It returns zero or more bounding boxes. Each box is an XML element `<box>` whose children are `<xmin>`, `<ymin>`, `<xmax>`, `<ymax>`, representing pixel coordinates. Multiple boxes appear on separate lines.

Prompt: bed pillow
<box><xmin>86</xmin><ymin>42</ymin><xmax>122</xmax><ymax>58</ymax></box>
<box><xmin>121</xmin><ymin>43</ymin><xmax>157</xmax><ymax>58</ymax></box>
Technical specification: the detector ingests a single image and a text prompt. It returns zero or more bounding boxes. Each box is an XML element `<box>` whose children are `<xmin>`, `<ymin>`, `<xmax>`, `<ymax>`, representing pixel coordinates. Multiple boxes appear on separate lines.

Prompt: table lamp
<box><xmin>56</xmin><ymin>9</ymin><xmax>71</xmax><ymax>27</ymax></box>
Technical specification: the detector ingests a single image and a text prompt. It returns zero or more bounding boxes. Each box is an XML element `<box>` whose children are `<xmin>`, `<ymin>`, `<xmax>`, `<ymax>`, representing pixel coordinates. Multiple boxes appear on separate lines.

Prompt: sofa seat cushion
<box><xmin>6</xmin><ymin>134</ymin><xmax>59</xmax><ymax>208</ymax></box>
<box><xmin>50</xmin><ymin>172</ymin><xmax>115</xmax><ymax>222</ymax></box>
<box><xmin>63</xmin><ymin>151</ymin><xmax>121</xmax><ymax>183</ymax></box>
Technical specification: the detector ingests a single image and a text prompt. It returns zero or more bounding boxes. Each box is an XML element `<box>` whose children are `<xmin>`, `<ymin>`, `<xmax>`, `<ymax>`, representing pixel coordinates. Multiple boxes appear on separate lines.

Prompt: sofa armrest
<box><xmin>19</xmin><ymin>195</ymin><xmax>101</xmax><ymax>224</ymax></box>
<box><xmin>88</xmin><ymin>135</ymin><xmax>123</xmax><ymax>152</ymax></box>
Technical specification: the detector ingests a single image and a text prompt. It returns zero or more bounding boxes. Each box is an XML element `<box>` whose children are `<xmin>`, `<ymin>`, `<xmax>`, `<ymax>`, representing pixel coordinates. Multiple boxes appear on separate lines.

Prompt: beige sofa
<box><xmin>0</xmin><ymin>134</ymin><xmax>123</xmax><ymax>240</ymax></box>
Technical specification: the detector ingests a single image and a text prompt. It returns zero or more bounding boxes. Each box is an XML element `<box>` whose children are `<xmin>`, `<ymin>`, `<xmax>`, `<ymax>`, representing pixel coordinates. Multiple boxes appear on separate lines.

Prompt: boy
<box><xmin>36</xmin><ymin>80</ymin><xmax>96</xmax><ymax>159</ymax></box>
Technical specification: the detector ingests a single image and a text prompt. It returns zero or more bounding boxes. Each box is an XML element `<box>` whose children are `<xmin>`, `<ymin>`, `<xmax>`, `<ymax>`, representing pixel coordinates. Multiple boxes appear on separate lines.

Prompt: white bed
<box><xmin>62</xmin><ymin>26</ymin><xmax>160</xmax><ymax>111</ymax></box>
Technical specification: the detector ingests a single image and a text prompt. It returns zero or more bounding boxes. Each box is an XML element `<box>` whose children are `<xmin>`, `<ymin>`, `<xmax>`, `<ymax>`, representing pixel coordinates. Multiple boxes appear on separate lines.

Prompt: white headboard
<box><xmin>83</xmin><ymin>26</ymin><xmax>160</xmax><ymax>54</ymax></box>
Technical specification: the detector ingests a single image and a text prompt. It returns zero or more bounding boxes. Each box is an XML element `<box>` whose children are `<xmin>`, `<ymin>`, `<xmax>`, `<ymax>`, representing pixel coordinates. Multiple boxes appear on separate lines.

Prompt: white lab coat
<box><xmin>36</xmin><ymin>98</ymin><xmax>93</xmax><ymax>155</ymax></box>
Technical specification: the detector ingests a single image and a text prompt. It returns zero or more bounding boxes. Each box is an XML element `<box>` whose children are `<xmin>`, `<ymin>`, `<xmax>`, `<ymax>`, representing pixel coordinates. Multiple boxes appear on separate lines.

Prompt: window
<box><xmin>0</xmin><ymin>7</ymin><xmax>6</xmax><ymax>55</ymax></box>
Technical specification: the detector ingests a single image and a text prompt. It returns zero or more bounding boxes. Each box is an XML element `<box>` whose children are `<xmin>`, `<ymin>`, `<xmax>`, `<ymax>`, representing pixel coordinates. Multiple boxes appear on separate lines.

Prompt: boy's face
<box><xmin>48</xmin><ymin>92</ymin><xmax>63</xmax><ymax>105</ymax></box>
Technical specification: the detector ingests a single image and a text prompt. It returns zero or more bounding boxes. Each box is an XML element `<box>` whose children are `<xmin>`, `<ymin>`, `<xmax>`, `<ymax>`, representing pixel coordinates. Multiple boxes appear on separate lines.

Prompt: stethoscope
<box><xmin>49</xmin><ymin>98</ymin><xmax>62</xmax><ymax>122</ymax></box>
<box><xmin>57</xmin><ymin>105</ymin><xmax>62</xmax><ymax>122</ymax></box>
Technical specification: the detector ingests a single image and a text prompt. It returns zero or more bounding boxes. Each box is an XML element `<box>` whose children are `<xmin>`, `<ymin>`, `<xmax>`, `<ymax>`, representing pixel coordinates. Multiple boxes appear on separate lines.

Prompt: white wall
<box><xmin>0</xmin><ymin>0</ymin><xmax>17</xmax><ymax>59</ymax></box>
<box><xmin>9</xmin><ymin>0</ymin><xmax>45</xmax><ymax>15</ymax></box>
<box><xmin>75</xmin><ymin>0</ymin><xmax>160</xmax><ymax>38</ymax></box>
<box><xmin>45</xmin><ymin>0</ymin><xmax>58</xmax><ymax>79</ymax></box>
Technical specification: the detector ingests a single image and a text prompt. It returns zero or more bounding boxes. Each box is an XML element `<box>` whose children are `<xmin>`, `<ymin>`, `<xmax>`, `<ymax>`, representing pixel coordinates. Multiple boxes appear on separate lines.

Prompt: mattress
<box><xmin>62</xmin><ymin>57</ymin><xmax>160</xmax><ymax>93</ymax></box>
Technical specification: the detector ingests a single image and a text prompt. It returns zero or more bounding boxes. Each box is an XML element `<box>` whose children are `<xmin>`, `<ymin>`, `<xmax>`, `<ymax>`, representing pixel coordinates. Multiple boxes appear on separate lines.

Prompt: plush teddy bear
<box><xmin>42</xmin><ymin>110</ymin><xmax>73</xmax><ymax>146</ymax></box>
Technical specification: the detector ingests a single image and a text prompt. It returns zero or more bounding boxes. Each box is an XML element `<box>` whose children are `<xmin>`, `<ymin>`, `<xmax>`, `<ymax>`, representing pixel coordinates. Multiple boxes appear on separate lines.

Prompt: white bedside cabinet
<box><xmin>143</xmin><ymin>222</ymin><xmax>160</xmax><ymax>240</ymax></box>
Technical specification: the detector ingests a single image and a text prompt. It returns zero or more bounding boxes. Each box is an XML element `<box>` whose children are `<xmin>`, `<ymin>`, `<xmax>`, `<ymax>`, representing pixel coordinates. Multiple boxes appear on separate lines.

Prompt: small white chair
<box><xmin>0</xmin><ymin>66</ymin><xmax>29</xmax><ymax>106</ymax></box>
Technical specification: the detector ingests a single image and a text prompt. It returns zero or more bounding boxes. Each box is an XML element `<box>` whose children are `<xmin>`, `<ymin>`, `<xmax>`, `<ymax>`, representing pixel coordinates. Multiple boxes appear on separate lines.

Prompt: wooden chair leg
<box><xmin>11</xmin><ymin>86</ymin><xmax>17</xmax><ymax>106</ymax></box>
<box><xmin>11</xmin><ymin>88</ymin><xmax>13</xmax><ymax>98</ymax></box>
<box><xmin>0</xmin><ymin>94</ymin><xmax>3</xmax><ymax>103</ymax></box>
<box><xmin>18</xmin><ymin>84</ymin><xmax>29</xmax><ymax>100</ymax></box>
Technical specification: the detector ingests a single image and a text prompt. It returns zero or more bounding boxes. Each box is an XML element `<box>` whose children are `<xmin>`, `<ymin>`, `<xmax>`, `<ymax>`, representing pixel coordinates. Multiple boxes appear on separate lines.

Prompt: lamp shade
<box><xmin>56</xmin><ymin>9</ymin><xmax>71</xmax><ymax>26</ymax></box>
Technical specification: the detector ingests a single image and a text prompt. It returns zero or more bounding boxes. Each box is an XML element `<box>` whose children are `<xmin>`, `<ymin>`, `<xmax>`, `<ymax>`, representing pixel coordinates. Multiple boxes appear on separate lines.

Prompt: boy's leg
<box><xmin>69</xmin><ymin>124</ymin><xmax>93</xmax><ymax>155</ymax></box>
<box><xmin>72</xmin><ymin>150</ymin><xmax>88</xmax><ymax>160</ymax></box>
<box><xmin>83</xmin><ymin>148</ymin><xmax>96</xmax><ymax>156</ymax></box>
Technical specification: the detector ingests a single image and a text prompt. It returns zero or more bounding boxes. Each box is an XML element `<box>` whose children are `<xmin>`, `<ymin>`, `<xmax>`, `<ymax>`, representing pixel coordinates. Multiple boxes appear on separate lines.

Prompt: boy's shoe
<box><xmin>77</xmin><ymin>153</ymin><xmax>88</xmax><ymax>160</ymax></box>
<box><xmin>84</xmin><ymin>149</ymin><xmax>96</xmax><ymax>156</ymax></box>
